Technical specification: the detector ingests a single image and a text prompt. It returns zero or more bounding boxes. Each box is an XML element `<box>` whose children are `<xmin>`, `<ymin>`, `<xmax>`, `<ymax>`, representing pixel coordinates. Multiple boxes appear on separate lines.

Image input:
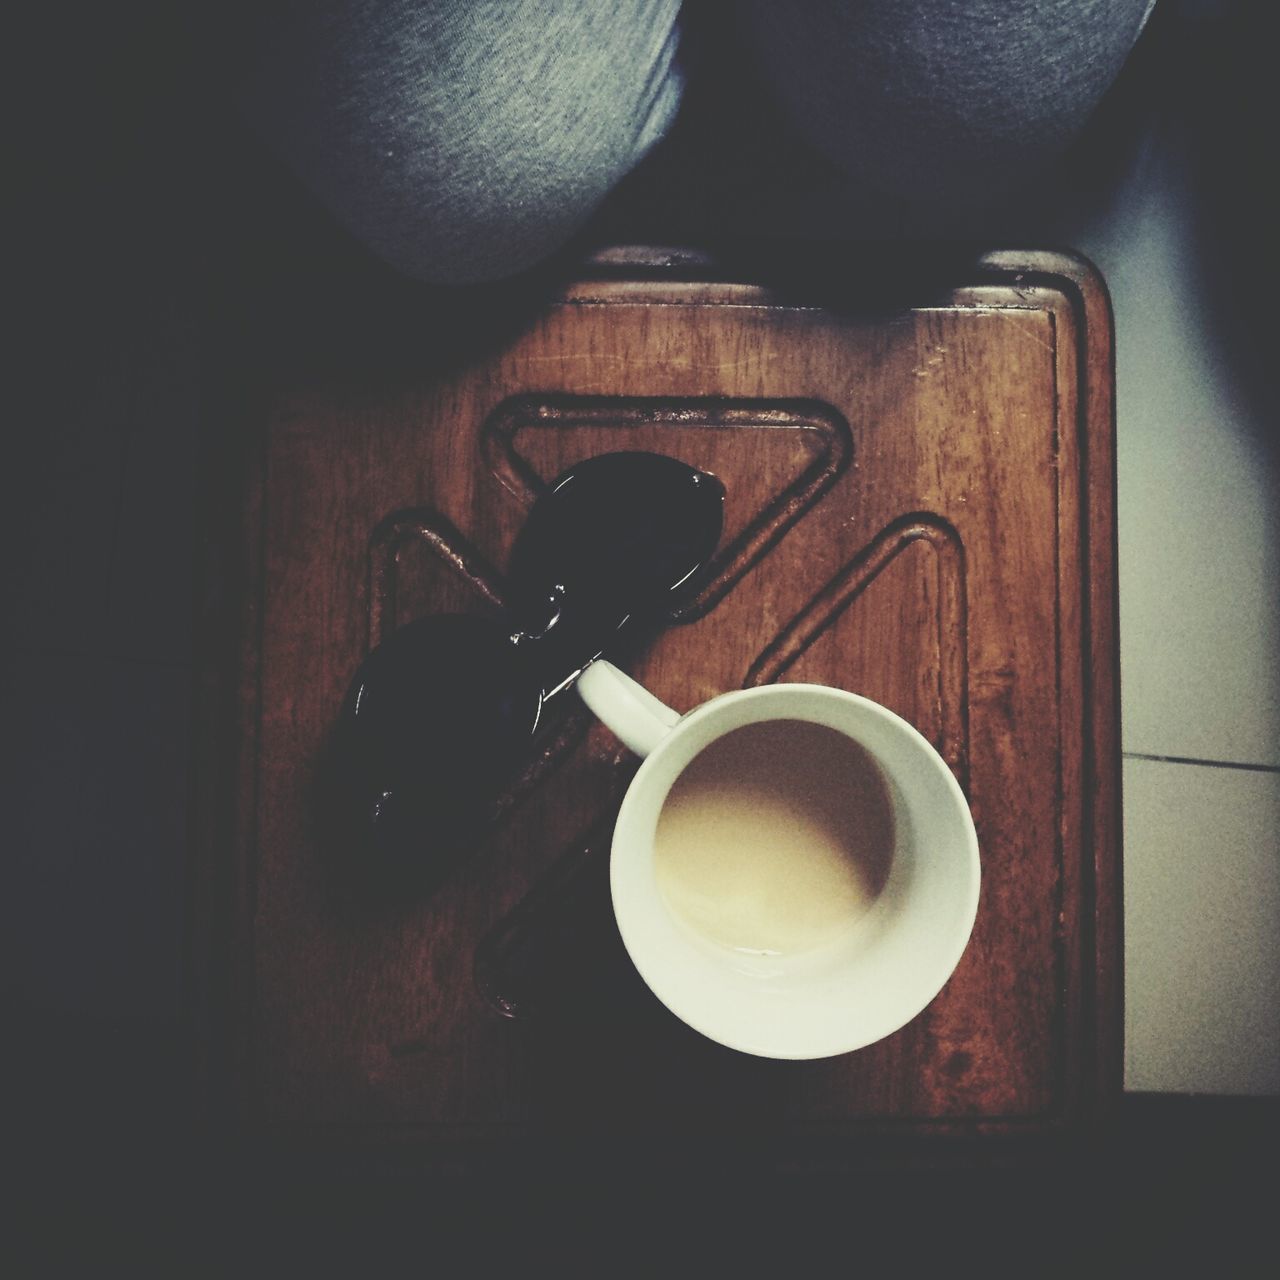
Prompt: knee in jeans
<box><xmin>386</xmin><ymin>130</ymin><xmax>633</xmax><ymax>286</ymax></box>
<box><xmin>239</xmin><ymin>1</ymin><xmax>683</xmax><ymax>284</ymax></box>
<box><xmin>742</xmin><ymin>0</ymin><xmax>1152</xmax><ymax>212</ymax></box>
<box><xmin>289</xmin><ymin>93</ymin><xmax>666</xmax><ymax>285</ymax></box>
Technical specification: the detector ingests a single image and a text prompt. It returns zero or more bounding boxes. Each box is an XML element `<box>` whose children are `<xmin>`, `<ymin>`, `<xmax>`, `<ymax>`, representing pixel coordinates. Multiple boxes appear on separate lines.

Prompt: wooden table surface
<box><xmin>193</xmin><ymin>248</ymin><xmax>1120</xmax><ymax>1169</ymax></box>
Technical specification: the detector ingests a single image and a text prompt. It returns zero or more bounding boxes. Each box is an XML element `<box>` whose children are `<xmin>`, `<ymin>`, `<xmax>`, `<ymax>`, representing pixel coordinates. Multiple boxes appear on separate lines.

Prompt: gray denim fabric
<box><xmin>738</xmin><ymin>0</ymin><xmax>1158</xmax><ymax>212</ymax></box>
<box><xmin>238</xmin><ymin>0</ymin><xmax>1154</xmax><ymax>283</ymax></box>
<box><xmin>237</xmin><ymin>0</ymin><xmax>684</xmax><ymax>284</ymax></box>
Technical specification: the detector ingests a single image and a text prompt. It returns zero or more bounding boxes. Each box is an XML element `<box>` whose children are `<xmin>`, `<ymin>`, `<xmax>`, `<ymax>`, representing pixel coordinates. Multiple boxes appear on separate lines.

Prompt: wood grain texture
<box><xmin>193</xmin><ymin>248</ymin><xmax>1120</xmax><ymax>1165</ymax></box>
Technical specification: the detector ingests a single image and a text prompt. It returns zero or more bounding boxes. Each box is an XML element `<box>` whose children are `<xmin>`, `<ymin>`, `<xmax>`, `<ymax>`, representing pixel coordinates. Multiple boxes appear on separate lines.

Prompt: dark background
<box><xmin>7</xmin><ymin>1</ymin><xmax>1275</xmax><ymax>1266</ymax></box>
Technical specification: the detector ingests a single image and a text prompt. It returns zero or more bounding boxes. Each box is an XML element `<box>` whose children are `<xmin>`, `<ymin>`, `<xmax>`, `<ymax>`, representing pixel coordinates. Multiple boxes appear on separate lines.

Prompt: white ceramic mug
<box><xmin>576</xmin><ymin>660</ymin><xmax>980</xmax><ymax>1060</ymax></box>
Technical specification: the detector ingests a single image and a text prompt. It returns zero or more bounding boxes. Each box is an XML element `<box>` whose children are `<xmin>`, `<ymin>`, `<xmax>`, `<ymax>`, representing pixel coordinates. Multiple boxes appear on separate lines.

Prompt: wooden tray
<box><xmin>193</xmin><ymin>248</ymin><xmax>1120</xmax><ymax>1168</ymax></box>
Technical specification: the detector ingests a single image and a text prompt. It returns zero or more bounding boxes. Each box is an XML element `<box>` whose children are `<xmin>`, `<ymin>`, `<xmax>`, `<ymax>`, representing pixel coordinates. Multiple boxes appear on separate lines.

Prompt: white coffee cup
<box><xmin>576</xmin><ymin>660</ymin><xmax>981</xmax><ymax>1060</ymax></box>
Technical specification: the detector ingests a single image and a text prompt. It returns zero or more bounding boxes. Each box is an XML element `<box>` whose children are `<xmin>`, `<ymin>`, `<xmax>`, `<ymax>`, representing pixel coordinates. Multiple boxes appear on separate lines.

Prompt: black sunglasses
<box><xmin>326</xmin><ymin>451</ymin><xmax>725</xmax><ymax>890</ymax></box>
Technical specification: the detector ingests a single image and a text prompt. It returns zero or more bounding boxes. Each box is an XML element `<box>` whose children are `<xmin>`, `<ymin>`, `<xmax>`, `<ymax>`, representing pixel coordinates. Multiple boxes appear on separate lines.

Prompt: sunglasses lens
<box><xmin>505</xmin><ymin>452</ymin><xmax>724</xmax><ymax>688</ymax></box>
<box><xmin>330</xmin><ymin>614</ymin><xmax>540</xmax><ymax>879</ymax></box>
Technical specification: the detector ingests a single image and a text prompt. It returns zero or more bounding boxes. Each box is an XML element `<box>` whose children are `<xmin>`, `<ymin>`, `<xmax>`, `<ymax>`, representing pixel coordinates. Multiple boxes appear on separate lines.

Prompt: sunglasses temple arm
<box><xmin>575</xmin><ymin>660</ymin><xmax>681</xmax><ymax>759</ymax></box>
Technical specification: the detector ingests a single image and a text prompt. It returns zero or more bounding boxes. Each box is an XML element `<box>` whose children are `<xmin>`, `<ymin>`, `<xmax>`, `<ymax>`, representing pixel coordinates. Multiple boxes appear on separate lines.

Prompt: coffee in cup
<box><xmin>576</xmin><ymin>661</ymin><xmax>980</xmax><ymax>1060</ymax></box>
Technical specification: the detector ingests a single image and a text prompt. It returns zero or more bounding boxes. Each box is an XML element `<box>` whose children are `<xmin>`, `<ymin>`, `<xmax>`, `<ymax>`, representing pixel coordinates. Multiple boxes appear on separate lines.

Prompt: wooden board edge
<box><xmin>977</xmin><ymin>250</ymin><xmax>1124</xmax><ymax>1122</ymax></box>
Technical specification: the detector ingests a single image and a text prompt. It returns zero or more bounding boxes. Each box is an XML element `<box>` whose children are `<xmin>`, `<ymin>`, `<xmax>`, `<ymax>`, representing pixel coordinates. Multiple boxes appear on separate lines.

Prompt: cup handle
<box><xmin>575</xmin><ymin>660</ymin><xmax>682</xmax><ymax>758</ymax></box>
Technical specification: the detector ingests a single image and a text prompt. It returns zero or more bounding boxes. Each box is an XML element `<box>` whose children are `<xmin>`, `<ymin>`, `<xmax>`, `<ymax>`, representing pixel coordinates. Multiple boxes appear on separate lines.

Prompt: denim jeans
<box><xmin>236</xmin><ymin>0</ymin><xmax>1156</xmax><ymax>284</ymax></box>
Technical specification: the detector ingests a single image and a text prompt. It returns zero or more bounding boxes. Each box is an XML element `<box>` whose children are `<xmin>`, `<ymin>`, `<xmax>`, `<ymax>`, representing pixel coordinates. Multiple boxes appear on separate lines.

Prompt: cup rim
<box><xmin>608</xmin><ymin>683</ymin><xmax>981</xmax><ymax>1059</ymax></box>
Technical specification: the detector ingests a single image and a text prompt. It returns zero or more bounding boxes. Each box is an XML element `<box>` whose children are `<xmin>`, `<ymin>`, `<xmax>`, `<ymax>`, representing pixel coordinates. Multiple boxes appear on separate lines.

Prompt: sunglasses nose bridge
<box><xmin>502</xmin><ymin>455</ymin><xmax>724</xmax><ymax>699</ymax></box>
<box><xmin>507</xmin><ymin>584</ymin><xmax>567</xmax><ymax>645</ymax></box>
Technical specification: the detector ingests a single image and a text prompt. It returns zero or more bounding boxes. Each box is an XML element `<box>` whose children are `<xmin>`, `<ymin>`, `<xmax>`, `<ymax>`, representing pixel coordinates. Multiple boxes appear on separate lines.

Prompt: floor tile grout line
<box><xmin>1123</xmin><ymin>751</ymin><xmax>1280</xmax><ymax>775</ymax></box>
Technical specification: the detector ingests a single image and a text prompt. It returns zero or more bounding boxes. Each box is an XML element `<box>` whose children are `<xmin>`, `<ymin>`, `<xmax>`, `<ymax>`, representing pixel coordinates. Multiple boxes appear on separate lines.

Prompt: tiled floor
<box><xmin>1057</xmin><ymin>12</ymin><xmax>1279</xmax><ymax>1095</ymax></box>
<box><xmin>1078</xmin><ymin>121</ymin><xmax>1280</xmax><ymax>771</ymax></box>
<box><xmin>1122</xmin><ymin>757</ymin><xmax>1279</xmax><ymax>1094</ymax></box>
<box><xmin>9</xmin><ymin>3</ymin><xmax>1275</xmax><ymax>1134</ymax></box>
